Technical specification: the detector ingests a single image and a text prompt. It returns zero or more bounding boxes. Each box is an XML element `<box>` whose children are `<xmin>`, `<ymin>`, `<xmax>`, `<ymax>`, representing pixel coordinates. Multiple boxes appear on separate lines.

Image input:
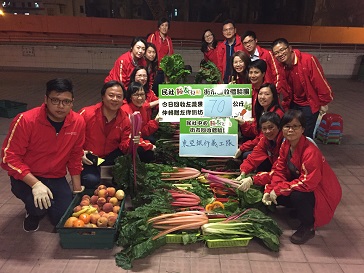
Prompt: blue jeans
<box><xmin>11</xmin><ymin>176</ymin><xmax>72</xmax><ymax>226</ymax></box>
<box><xmin>290</xmin><ymin>103</ymin><xmax>319</xmax><ymax>139</ymax></box>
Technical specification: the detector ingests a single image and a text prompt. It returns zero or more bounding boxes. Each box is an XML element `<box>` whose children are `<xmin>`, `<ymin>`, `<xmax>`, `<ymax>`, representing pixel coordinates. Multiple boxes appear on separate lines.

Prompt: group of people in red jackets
<box><xmin>1</xmin><ymin>18</ymin><xmax>341</xmax><ymax>246</ymax></box>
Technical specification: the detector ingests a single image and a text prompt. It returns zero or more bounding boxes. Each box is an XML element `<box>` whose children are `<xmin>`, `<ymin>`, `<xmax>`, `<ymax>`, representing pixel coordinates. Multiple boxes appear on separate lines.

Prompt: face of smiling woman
<box><xmin>258</xmin><ymin>87</ymin><xmax>274</xmax><ymax>111</ymax></box>
<box><xmin>131</xmin><ymin>87</ymin><xmax>146</xmax><ymax>108</ymax></box>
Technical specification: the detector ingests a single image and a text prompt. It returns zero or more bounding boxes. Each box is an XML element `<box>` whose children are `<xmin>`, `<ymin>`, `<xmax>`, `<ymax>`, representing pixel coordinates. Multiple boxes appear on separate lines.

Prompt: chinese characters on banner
<box><xmin>179</xmin><ymin>118</ymin><xmax>238</xmax><ymax>157</ymax></box>
<box><xmin>159</xmin><ymin>84</ymin><xmax>252</xmax><ymax>122</ymax></box>
<box><xmin>158</xmin><ymin>84</ymin><xmax>252</xmax><ymax>157</ymax></box>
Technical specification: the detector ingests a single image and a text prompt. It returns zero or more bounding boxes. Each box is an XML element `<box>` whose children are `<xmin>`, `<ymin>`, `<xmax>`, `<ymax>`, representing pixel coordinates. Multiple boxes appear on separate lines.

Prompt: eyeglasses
<box><xmin>282</xmin><ymin>125</ymin><xmax>302</xmax><ymax>131</ymax></box>
<box><xmin>47</xmin><ymin>97</ymin><xmax>73</xmax><ymax>106</ymax></box>
<box><xmin>273</xmin><ymin>47</ymin><xmax>288</xmax><ymax>56</ymax></box>
<box><xmin>243</xmin><ymin>39</ymin><xmax>255</xmax><ymax>46</ymax></box>
<box><xmin>132</xmin><ymin>93</ymin><xmax>146</xmax><ymax>98</ymax></box>
<box><xmin>204</xmin><ymin>33</ymin><xmax>213</xmax><ymax>38</ymax></box>
<box><xmin>223</xmin><ymin>27</ymin><xmax>234</xmax><ymax>33</ymax></box>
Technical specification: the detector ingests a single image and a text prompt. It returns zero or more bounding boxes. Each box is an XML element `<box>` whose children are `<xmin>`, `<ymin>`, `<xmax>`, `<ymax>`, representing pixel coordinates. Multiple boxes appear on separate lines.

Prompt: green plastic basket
<box><xmin>206</xmin><ymin>237</ymin><xmax>253</xmax><ymax>248</ymax></box>
<box><xmin>166</xmin><ymin>232</ymin><xmax>200</xmax><ymax>244</ymax></box>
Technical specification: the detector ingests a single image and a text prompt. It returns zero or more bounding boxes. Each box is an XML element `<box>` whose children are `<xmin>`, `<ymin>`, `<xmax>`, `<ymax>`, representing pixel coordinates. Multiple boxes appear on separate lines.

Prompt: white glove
<box><xmin>320</xmin><ymin>105</ymin><xmax>328</xmax><ymax>115</ymax></box>
<box><xmin>234</xmin><ymin>148</ymin><xmax>242</xmax><ymax>159</ymax></box>
<box><xmin>234</xmin><ymin>116</ymin><xmax>245</xmax><ymax>125</ymax></box>
<box><xmin>82</xmin><ymin>151</ymin><xmax>93</xmax><ymax>165</ymax></box>
<box><xmin>262</xmin><ymin>192</ymin><xmax>272</xmax><ymax>206</ymax></box>
<box><xmin>237</xmin><ymin>177</ymin><xmax>253</xmax><ymax>192</ymax></box>
<box><xmin>132</xmin><ymin>135</ymin><xmax>140</xmax><ymax>144</ymax></box>
<box><xmin>234</xmin><ymin>172</ymin><xmax>246</xmax><ymax>181</ymax></box>
<box><xmin>270</xmin><ymin>190</ymin><xmax>278</xmax><ymax>205</ymax></box>
<box><xmin>155</xmin><ymin>113</ymin><xmax>162</xmax><ymax>122</ymax></box>
<box><xmin>73</xmin><ymin>186</ymin><xmax>85</xmax><ymax>194</ymax></box>
<box><xmin>32</xmin><ymin>181</ymin><xmax>53</xmax><ymax>210</ymax></box>
<box><xmin>152</xmin><ymin>145</ymin><xmax>156</xmax><ymax>152</ymax></box>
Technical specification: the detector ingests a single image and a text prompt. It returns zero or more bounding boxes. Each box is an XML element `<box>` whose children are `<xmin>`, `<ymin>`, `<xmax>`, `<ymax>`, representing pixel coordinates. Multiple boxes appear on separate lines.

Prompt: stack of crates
<box><xmin>316</xmin><ymin>113</ymin><xmax>343</xmax><ymax>144</ymax></box>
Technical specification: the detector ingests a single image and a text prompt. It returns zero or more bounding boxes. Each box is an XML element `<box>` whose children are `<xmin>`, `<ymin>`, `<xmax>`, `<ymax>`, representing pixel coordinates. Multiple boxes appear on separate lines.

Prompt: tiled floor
<box><xmin>1</xmin><ymin>71</ymin><xmax>364</xmax><ymax>273</ymax></box>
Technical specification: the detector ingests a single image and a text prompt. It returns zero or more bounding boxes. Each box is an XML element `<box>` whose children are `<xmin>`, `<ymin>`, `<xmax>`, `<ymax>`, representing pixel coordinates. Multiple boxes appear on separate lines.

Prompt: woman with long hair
<box><xmin>228</xmin><ymin>51</ymin><xmax>251</xmax><ymax>84</ymax></box>
<box><xmin>145</xmin><ymin>42</ymin><xmax>158</xmax><ymax>90</ymax></box>
<box><xmin>200</xmin><ymin>29</ymin><xmax>219</xmax><ymax>67</ymax></box>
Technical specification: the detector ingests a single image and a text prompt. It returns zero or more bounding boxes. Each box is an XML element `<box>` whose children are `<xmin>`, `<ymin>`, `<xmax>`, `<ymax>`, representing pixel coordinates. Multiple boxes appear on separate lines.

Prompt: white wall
<box><xmin>0</xmin><ymin>44</ymin><xmax>362</xmax><ymax>78</ymax></box>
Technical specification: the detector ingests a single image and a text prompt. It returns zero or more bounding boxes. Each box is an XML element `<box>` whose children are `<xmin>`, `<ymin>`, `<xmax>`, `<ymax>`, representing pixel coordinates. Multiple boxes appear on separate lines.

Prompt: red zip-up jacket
<box><xmin>79</xmin><ymin>102</ymin><xmax>131</xmax><ymax>157</ymax></box>
<box><xmin>216</xmin><ymin>34</ymin><xmax>248</xmax><ymax>81</ymax></box>
<box><xmin>105</xmin><ymin>51</ymin><xmax>146</xmax><ymax>89</ymax></box>
<box><xmin>121</xmin><ymin>102</ymin><xmax>159</xmax><ymax>138</ymax></box>
<box><xmin>147</xmin><ymin>30</ymin><xmax>174</xmax><ymax>64</ymax></box>
<box><xmin>240</xmin><ymin>131</ymin><xmax>284</xmax><ymax>178</ymax></box>
<box><xmin>282</xmin><ymin>49</ymin><xmax>333</xmax><ymax>113</ymax></box>
<box><xmin>144</xmin><ymin>89</ymin><xmax>159</xmax><ymax>119</ymax></box>
<box><xmin>239</xmin><ymin>106</ymin><xmax>284</xmax><ymax>152</ymax></box>
<box><xmin>256</xmin><ymin>45</ymin><xmax>291</xmax><ymax>110</ymax></box>
<box><xmin>258</xmin><ymin>135</ymin><xmax>342</xmax><ymax>228</ymax></box>
<box><xmin>1</xmin><ymin>104</ymin><xmax>85</xmax><ymax>180</ymax></box>
<box><xmin>203</xmin><ymin>46</ymin><xmax>219</xmax><ymax>68</ymax></box>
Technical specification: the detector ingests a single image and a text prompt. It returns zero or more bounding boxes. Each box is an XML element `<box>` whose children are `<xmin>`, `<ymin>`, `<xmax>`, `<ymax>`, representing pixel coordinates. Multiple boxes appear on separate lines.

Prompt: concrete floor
<box><xmin>0</xmin><ymin>71</ymin><xmax>364</xmax><ymax>273</ymax></box>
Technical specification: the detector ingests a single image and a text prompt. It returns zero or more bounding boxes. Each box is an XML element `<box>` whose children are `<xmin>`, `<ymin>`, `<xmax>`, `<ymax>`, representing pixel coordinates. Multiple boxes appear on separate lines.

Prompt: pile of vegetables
<box><xmin>113</xmin><ymin>155</ymin><xmax>282</xmax><ymax>270</ymax></box>
<box><xmin>194</xmin><ymin>60</ymin><xmax>222</xmax><ymax>84</ymax></box>
<box><xmin>159</xmin><ymin>54</ymin><xmax>191</xmax><ymax>84</ymax></box>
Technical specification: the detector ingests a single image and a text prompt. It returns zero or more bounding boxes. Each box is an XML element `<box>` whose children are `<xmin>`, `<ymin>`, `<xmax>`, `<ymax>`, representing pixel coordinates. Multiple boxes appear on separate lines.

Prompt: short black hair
<box><xmin>280</xmin><ymin>109</ymin><xmax>306</xmax><ymax>130</ymax></box>
<box><xmin>242</xmin><ymin>30</ymin><xmax>257</xmax><ymax>40</ymax></box>
<box><xmin>101</xmin><ymin>81</ymin><xmax>125</xmax><ymax>98</ymax></box>
<box><xmin>259</xmin><ymin>111</ymin><xmax>281</xmax><ymax>128</ymax></box>
<box><xmin>125</xmin><ymin>81</ymin><xmax>144</xmax><ymax>103</ymax></box>
<box><xmin>158</xmin><ymin>17</ymin><xmax>170</xmax><ymax>28</ymax></box>
<box><xmin>248</xmin><ymin>59</ymin><xmax>267</xmax><ymax>73</ymax></box>
<box><xmin>222</xmin><ymin>19</ymin><xmax>235</xmax><ymax>28</ymax></box>
<box><xmin>271</xmin><ymin>38</ymin><xmax>290</xmax><ymax>49</ymax></box>
<box><xmin>130</xmin><ymin>37</ymin><xmax>147</xmax><ymax>49</ymax></box>
<box><xmin>46</xmin><ymin>78</ymin><xmax>73</xmax><ymax>97</ymax></box>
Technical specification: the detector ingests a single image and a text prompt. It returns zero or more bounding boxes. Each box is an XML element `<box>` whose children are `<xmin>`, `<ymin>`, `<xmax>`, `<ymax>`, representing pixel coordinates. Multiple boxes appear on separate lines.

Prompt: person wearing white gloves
<box><xmin>260</xmin><ymin>110</ymin><xmax>341</xmax><ymax>244</ymax></box>
<box><xmin>235</xmin><ymin>112</ymin><xmax>283</xmax><ymax>192</ymax></box>
<box><xmin>79</xmin><ymin>81</ymin><xmax>154</xmax><ymax>188</ymax></box>
<box><xmin>1</xmin><ymin>79</ymin><xmax>85</xmax><ymax>232</ymax></box>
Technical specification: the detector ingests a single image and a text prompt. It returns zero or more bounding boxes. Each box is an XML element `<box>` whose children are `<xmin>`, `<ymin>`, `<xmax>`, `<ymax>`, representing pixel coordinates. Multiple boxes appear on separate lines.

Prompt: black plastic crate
<box><xmin>0</xmin><ymin>100</ymin><xmax>27</xmax><ymax>118</ymax></box>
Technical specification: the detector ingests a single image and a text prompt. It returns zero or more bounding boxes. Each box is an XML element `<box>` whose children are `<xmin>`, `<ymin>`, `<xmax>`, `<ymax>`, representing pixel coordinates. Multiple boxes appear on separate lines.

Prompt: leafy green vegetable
<box><xmin>159</xmin><ymin>54</ymin><xmax>191</xmax><ymax>84</ymax></box>
<box><xmin>194</xmin><ymin>61</ymin><xmax>222</xmax><ymax>84</ymax></box>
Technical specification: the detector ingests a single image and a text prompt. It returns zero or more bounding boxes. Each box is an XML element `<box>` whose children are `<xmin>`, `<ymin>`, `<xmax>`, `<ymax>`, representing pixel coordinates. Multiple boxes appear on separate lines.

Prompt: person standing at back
<box><xmin>242</xmin><ymin>30</ymin><xmax>290</xmax><ymax>110</ymax></box>
<box><xmin>1</xmin><ymin>78</ymin><xmax>85</xmax><ymax>232</ymax></box>
<box><xmin>147</xmin><ymin>17</ymin><xmax>174</xmax><ymax>96</ymax></box>
<box><xmin>216</xmin><ymin>19</ymin><xmax>247</xmax><ymax>83</ymax></box>
<box><xmin>271</xmin><ymin>38</ymin><xmax>333</xmax><ymax>138</ymax></box>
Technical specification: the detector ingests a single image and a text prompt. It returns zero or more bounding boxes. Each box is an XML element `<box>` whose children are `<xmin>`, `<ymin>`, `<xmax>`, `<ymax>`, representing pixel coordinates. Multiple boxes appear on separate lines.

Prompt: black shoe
<box><xmin>23</xmin><ymin>213</ymin><xmax>40</xmax><ymax>232</ymax></box>
<box><xmin>290</xmin><ymin>224</ymin><xmax>315</xmax><ymax>244</ymax></box>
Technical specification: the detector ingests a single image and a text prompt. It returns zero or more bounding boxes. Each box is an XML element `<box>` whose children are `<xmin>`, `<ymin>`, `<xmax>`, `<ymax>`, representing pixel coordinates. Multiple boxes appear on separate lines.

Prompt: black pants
<box><xmin>277</xmin><ymin>191</ymin><xmax>315</xmax><ymax>227</ymax></box>
<box><xmin>290</xmin><ymin>102</ymin><xmax>319</xmax><ymax>139</ymax></box>
<box><xmin>81</xmin><ymin>148</ymin><xmax>123</xmax><ymax>189</ymax></box>
<box><xmin>152</xmin><ymin>70</ymin><xmax>165</xmax><ymax>97</ymax></box>
<box><xmin>11</xmin><ymin>176</ymin><xmax>72</xmax><ymax>226</ymax></box>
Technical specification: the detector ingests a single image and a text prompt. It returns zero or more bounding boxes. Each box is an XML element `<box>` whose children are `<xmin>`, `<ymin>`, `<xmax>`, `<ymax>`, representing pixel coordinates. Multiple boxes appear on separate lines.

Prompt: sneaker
<box><xmin>23</xmin><ymin>213</ymin><xmax>40</xmax><ymax>232</ymax></box>
<box><xmin>290</xmin><ymin>224</ymin><xmax>315</xmax><ymax>244</ymax></box>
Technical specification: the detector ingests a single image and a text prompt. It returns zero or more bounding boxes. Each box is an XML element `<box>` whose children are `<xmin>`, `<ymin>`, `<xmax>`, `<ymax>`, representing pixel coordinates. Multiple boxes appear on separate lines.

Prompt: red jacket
<box><xmin>1</xmin><ymin>104</ymin><xmax>85</xmax><ymax>180</ymax></box>
<box><xmin>260</xmin><ymin>135</ymin><xmax>342</xmax><ymax>228</ymax></box>
<box><xmin>216</xmin><ymin>34</ymin><xmax>248</xmax><ymax>81</ymax></box>
<box><xmin>105</xmin><ymin>51</ymin><xmax>146</xmax><ymax>89</ymax></box>
<box><xmin>79</xmin><ymin>102</ymin><xmax>131</xmax><ymax>157</ymax></box>
<box><xmin>239</xmin><ymin>106</ymin><xmax>284</xmax><ymax>152</ymax></box>
<box><xmin>147</xmin><ymin>31</ymin><xmax>174</xmax><ymax>64</ymax></box>
<box><xmin>240</xmin><ymin>131</ymin><xmax>284</xmax><ymax>179</ymax></box>
<box><xmin>203</xmin><ymin>46</ymin><xmax>219</xmax><ymax>68</ymax></box>
<box><xmin>282</xmin><ymin>49</ymin><xmax>333</xmax><ymax>113</ymax></box>
<box><xmin>121</xmin><ymin>103</ymin><xmax>159</xmax><ymax>138</ymax></box>
<box><xmin>256</xmin><ymin>45</ymin><xmax>291</xmax><ymax>110</ymax></box>
<box><xmin>144</xmin><ymin>90</ymin><xmax>159</xmax><ymax>119</ymax></box>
